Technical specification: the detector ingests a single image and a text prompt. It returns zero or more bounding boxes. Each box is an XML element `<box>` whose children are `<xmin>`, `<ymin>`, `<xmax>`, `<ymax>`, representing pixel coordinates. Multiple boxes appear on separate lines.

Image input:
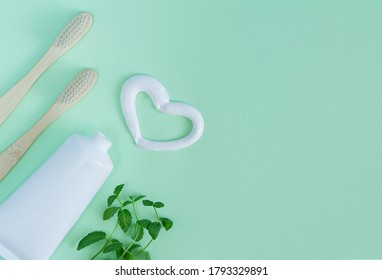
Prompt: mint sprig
<box><xmin>77</xmin><ymin>184</ymin><xmax>173</xmax><ymax>260</ymax></box>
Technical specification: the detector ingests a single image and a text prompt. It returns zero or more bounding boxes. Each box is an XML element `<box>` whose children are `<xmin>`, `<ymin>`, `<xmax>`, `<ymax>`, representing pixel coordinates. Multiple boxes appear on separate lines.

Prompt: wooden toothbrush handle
<box><xmin>0</xmin><ymin>105</ymin><xmax>63</xmax><ymax>181</ymax></box>
<box><xmin>0</xmin><ymin>69</ymin><xmax>97</xmax><ymax>181</ymax></box>
<box><xmin>0</xmin><ymin>46</ymin><xmax>63</xmax><ymax>126</ymax></box>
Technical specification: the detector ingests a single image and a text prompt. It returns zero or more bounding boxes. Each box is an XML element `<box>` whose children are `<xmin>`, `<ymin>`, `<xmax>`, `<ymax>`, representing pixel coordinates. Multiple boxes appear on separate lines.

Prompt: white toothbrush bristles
<box><xmin>54</xmin><ymin>13</ymin><xmax>92</xmax><ymax>49</ymax></box>
<box><xmin>60</xmin><ymin>70</ymin><xmax>97</xmax><ymax>105</ymax></box>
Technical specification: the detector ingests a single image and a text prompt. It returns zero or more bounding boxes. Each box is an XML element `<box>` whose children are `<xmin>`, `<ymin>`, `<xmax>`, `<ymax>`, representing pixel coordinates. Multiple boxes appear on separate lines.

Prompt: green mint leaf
<box><xmin>142</xmin><ymin>200</ymin><xmax>153</xmax><ymax>206</ymax></box>
<box><xmin>103</xmin><ymin>207</ymin><xmax>119</xmax><ymax>220</ymax></box>
<box><xmin>120</xmin><ymin>244</ymin><xmax>142</xmax><ymax>260</ymax></box>
<box><xmin>145</xmin><ymin>251</ymin><xmax>151</xmax><ymax>260</ymax></box>
<box><xmin>129</xmin><ymin>243</ymin><xmax>142</xmax><ymax>255</ymax></box>
<box><xmin>123</xmin><ymin>200</ymin><xmax>132</xmax><ymax>207</ymax></box>
<box><xmin>129</xmin><ymin>244</ymin><xmax>143</xmax><ymax>260</ymax></box>
<box><xmin>115</xmin><ymin>247</ymin><xmax>125</xmax><ymax>259</ymax></box>
<box><xmin>113</xmin><ymin>184</ymin><xmax>124</xmax><ymax>196</ymax></box>
<box><xmin>133</xmin><ymin>195</ymin><xmax>146</xmax><ymax>202</ymax></box>
<box><xmin>118</xmin><ymin>209</ymin><xmax>132</xmax><ymax>232</ymax></box>
<box><xmin>121</xmin><ymin>252</ymin><xmax>132</xmax><ymax>260</ymax></box>
<box><xmin>153</xmin><ymin>202</ymin><xmax>165</xmax><ymax>208</ymax></box>
<box><xmin>148</xmin><ymin>222</ymin><xmax>161</xmax><ymax>240</ymax></box>
<box><xmin>119</xmin><ymin>251</ymin><xmax>132</xmax><ymax>260</ymax></box>
<box><xmin>103</xmin><ymin>239</ymin><xmax>123</xmax><ymax>253</ymax></box>
<box><xmin>107</xmin><ymin>195</ymin><xmax>117</xmax><ymax>207</ymax></box>
<box><xmin>130</xmin><ymin>224</ymin><xmax>144</xmax><ymax>241</ymax></box>
<box><xmin>160</xmin><ymin>218</ymin><xmax>173</xmax><ymax>231</ymax></box>
<box><xmin>77</xmin><ymin>231</ymin><xmax>106</xmax><ymax>250</ymax></box>
<box><xmin>137</xmin><ymin>219</ymin><xmax>151</xmax><ymax>229</ymax></box>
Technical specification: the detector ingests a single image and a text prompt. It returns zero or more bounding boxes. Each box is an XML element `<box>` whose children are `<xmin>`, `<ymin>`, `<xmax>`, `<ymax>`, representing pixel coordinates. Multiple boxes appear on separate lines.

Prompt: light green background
<box><xmin>1</xmin><ymin>0</ymin><xmax>382</xmax><ymax>260</ymax></box>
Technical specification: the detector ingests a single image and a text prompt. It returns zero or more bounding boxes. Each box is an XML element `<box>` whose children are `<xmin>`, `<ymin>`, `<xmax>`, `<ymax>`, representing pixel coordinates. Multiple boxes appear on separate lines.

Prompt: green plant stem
<box><xmin>118</xmin><ymin>199</ymin><xmax>141</xmax><ymax>260</ymax></box>
<box><xmin>153</xmin><ymin>207</ymin><xmax>160</xmax><ymax>222</ymax></box>
<box><xmin>132</xmin><ymin>201</ymin><xmax>139</xmax><ymax>221</ymax></box>
<box><xmin>91</xmin><ymin>219</ymin><xmax>119</xmax><ymax>260</ymax></box>
<box><xmin>119</xmin><ymin>240</ymin><xmax>136</xmax><ymax>260</ymax></box>
<box><xmin>134</xmin><ymin>238</ymin><xmax>154</xmax><ymax>258</ymax></box>
<box><xmin>117</xmin><ymin>197</ymin><xmax>123</xmax><ymax>206</ymax></box>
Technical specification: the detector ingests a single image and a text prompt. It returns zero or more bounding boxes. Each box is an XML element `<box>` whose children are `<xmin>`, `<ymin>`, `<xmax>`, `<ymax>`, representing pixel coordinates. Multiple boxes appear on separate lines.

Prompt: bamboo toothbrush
<box><xmin>0</xmin><ymin>70</ymin><xmax>97</xmax><ymax>181</ymax></box>
<box><xmin>0</xmin><ymin>12</ymin><xmax>93</xmax><ymax>126</ymax></box>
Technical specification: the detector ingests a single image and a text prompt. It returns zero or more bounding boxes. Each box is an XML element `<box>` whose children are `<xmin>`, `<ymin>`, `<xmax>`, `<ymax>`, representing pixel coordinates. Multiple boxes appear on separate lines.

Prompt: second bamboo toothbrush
<box><xmin>0</xmin><ymin>70</ymin><xmax>97</xmax><ymax>181</ymax></box>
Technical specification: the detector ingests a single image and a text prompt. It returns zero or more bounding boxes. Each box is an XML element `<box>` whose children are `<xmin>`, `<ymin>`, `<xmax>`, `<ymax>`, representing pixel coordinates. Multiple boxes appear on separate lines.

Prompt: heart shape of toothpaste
<box><xmin>121</xmin><ymin>75</ymin><xmax>205</xmax><ymax>151</ymax></box>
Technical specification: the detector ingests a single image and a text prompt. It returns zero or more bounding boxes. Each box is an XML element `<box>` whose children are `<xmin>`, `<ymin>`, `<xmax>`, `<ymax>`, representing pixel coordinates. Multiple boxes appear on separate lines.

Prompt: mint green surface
<box><xmin>1</xmin><ymin>0</ymin><xmax>382</xmax><ymax>260</ymax></box>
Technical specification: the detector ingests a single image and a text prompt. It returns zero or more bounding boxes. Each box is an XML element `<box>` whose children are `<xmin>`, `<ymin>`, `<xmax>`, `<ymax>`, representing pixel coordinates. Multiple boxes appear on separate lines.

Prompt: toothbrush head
<box><xmin>60</xmin><ymin>70</ymin><xmax>97</xmax><ymax>105</ymax></box>
<box><xmin>54</xmin><ymin>12</ymin><xmax>93</xmax><ymax>49</ymax></box>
